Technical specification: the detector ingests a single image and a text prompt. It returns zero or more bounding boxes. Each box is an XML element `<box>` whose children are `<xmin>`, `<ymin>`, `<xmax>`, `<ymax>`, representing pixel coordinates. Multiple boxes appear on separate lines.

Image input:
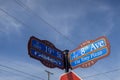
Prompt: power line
<box><xmin>14</xmin><ymin>0</ymin><xmax>76</xmax><ymax>46</ymax></box>
<box><xmin>0</xmin><ymin>7</ymin><xmax>47</xmax><ymax>39</ymax></box>
<box><xmin>1</xmin><ymin>63</ymin><xmax>120</xmax><ymax>80</ymax></box>
<box><xmin>82</xmin><ymin>67</ymin><xmax>120</xmax><ymax>79</ymax></box>
<box><xmin>14</xmin><ymin>0</ymin><xmax>114</xmax><ymax>46</ymax></box>
<box><xmin>91</xmin><ymin>67</ymin><xmax>112</xmax><ymax>80</ymax></box>
<box><xmin>0</xmin><ymin>68</ymin><xmax>36</xmax><ymax>80</ymax></box>
<box><xmin>45</xmin><ymin>70</ymin><xmax>53</xmax><ymax>80</ymax></box>
<box><xmin>0</xmin><ymin>7</ymin><xmax>57</xmax><ymax>75</ymax></box>
<box><xmin>0</xmin><ymin>7</ymin><xmax>58</xmax><ymax>80</ymax></box>
<box><xmin>0</xmin><ymin>64</ymin><xmax>45</xmax><ymax>80</ymax></box>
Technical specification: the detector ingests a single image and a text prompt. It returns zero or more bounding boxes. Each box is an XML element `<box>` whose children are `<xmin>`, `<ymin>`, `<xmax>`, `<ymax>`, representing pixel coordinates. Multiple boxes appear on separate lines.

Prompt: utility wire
<box><xmin>0</xmin><ymin>64</ymin><xmax>45</xmax><ymax>80</ymax></box>
<box><xmin>0</xmin><ymin>7</ymin><xmax>47</xmax><ymax>39</ymax></box>
<box><xmin>1</xmin><ymin>64</ymin><xmax>120</xmax><ymax>80</ymax></box>
<box><xmin>0</xmin><ymin>7</ymin><xmax>59</xmax><ymax>80</ymax></box>
<box><xmin>0</xmin><ymin>68</ymin><xmax>36</xmax><ymax>80</ymax></box>
<box><xmin>0</xmin><ymin>7</ymin><xmax>56</xmax><ymax>78</ymax></box>
<box><xmin>14</xmin><ymin>0</ymin><xmax>76</xmax><ymax>46</ymax></box>
<box><xmin>45</xmin><ymin>70</ymin><xmax>53</xmax><ymax>80</ymax></box>
<box><xmin>82</xmin><ymin>67</ymin><xmax>120</xmax><ymax>79</ymax></box>
<box><xmin>91</xmin><ymin>67</ymin><xmax>112</xmax><ymax>80</ymax></box>
<box><xmin>14</xmin><ymin>0</ymin><xmax>114</xmax><ymax>45</ymax></box>
<box><xmin>1</xmin><ymin>63</ymin><xmax>120</xmax><ymax>80</ymax></box>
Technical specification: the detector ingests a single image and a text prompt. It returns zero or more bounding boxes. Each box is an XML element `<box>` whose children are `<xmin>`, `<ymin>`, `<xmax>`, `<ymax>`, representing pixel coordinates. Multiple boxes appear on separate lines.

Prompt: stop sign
<box><xmin>60</xmin><ymin>71</ymin><xmax>83</xmax><ymax>80</ymax></box>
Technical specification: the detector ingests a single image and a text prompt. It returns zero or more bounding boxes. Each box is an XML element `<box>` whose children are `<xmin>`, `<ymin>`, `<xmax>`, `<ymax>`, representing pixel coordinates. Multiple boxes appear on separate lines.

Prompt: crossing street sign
<box><xmin>69</xmin><ymin>36</ymin><xmax>110</xmax><ymax>69</ymax></box>
<box><xmin>28</xmin><ymin>36</ymin><xmax>64</xmax><ymax>69</ymax></box>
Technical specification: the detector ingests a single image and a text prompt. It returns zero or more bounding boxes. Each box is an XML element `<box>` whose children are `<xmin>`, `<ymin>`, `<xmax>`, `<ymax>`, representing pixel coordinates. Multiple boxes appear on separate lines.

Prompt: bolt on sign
<box><xmin>60</xmin><ymin>71</ymin><xmax>83</xmax><ymax>80</ymax></box>
<box><xmin>69</xmin><ymin>36</ymin><xmax>110</xmax><ymax>69</ymax></box>
<box><xmin>28</xmin><ymin>36</ymin><xmax>64</xmax><ymax>69</ymax></box>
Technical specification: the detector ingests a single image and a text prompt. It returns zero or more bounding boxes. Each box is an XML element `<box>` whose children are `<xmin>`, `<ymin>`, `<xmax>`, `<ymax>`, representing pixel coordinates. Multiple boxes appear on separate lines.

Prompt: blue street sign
<box><xmin>28</xmin><ymin>36</ymin><xmax>64</xmax><ymax>69</ymax></box>
<box><xmin>69</xmin><ymin>39</ymin><xmax>106</xmax><ymax>61</ymax></box>
<box><xmin>70</xmin><ymin>47</ymin><xmax>108</xmax><ymax>67</ymax></box>
<box><xmin>30</xmin><ymin>48</ymin><xmax>63</xmax><ymax>67</ymax></box>
<box><xmin>31</xmin><ymin>39</ymin><xmax>63</xmax><ymax>59</ymax></box>
<box><xmin>69</xmin><ymin>36</ymin><xmax>110</xmax><ymax>69</ymax></box>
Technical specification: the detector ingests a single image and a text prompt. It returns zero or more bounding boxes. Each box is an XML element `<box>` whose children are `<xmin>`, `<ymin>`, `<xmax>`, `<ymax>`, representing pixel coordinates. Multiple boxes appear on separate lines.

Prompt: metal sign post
<box><xmin>45</xmin><ymin>70</ymin><xmax>53</xmax><ymax>80</ymax></box>
<box><xmin>63</xmin><ymin>50</ymin><xmax>70</xmax><ymax>73</ymax></box>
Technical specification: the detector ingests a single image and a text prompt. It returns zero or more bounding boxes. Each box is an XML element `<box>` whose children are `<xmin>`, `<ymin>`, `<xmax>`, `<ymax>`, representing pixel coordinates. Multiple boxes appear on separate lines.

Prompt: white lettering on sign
<box><xmin>81</xmin><ymin>46</ymin><xmax>89</xmax><ymax>55</ymax></box>
<box><xmin>81</xmin><ymin>48</ymin><xmax>86</xmax><ymax>55</ymax></box>
<box><xmin>32</xmin><ymin>40</ymin><xmax>63</xmax><ymax>59</ymax></box>
<box><xmin>74</xmin><ymin>59</ymin><xmax>81</xmax><ymax>65</ymax></box>
<box><xmin>73</xmin><ymin>52</ymin><xmax>79</xmax><ymax>59</ymax></box>
<box><xmin>31</xmin><ymin>49</ymin><xmax>63</xmax><ymax>66</ymax></box>
<box><xmin>70</xmin><ymin>48</ymin><xmax>107</xmax><ymax>67</ymax></box>
<box><xmin>81</xmin><ymin>56</ymin><xmax>90</xmax><ymax>62</ymax></box>
<box><xmin>70</xmin><ymin>39</ymin><xmax>106</xmax><ymax>61</ymax></box>
<box><xmin>80</xmin><ymin>40</ymin><xmax>105</xmax><ymax>56</ymax></box>
<box><xmin>90</xmin><ymin>40</ymin><xmax>105</xmax><ymax>51</ymax></box>
<box><xmin>46</xmin><ymin>46</ymin><xmax>53</xmax><ymax>54</ymax></box>
<box><xmin>90</xmin><ymin>50</ymin><xmax>103</xmax><ymax>59</ymax></box>
<box><xmin>91</xmin><ymin>44</ymin><xmax>97</xmax><ymax>51</ymax></box>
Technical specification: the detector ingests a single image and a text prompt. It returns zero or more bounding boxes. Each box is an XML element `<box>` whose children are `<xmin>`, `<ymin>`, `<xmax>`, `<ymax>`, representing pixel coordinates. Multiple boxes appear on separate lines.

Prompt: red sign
<box><xmin>60</xmin><ymin>71</ymin><xmax>82</xmax><ymax>80</ymax></box>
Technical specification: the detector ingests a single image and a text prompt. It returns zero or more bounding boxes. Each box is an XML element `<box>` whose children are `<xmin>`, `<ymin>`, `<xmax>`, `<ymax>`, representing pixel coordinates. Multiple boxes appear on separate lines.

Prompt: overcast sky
<box><xmin>0</xmin><ymin>0</ymin><xmax>120</xmax><ymax>80</ymax></box>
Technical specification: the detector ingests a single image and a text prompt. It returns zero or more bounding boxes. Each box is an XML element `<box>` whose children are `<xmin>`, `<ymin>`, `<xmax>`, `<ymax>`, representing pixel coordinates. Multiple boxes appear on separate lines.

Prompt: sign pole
<box><xmin>45</xmin><ymin>70</ymin><xmax>53</xmax><ymax>80</ymax></box>
<box><xmin>64</xmin><ymin>50</ymin><xmax>70</xmax><ymax>73</ymax></box>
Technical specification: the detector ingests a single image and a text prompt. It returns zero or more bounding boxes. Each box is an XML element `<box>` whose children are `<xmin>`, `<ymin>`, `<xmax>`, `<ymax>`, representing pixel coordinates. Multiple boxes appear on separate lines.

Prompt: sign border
<box><xmin>28</xmin><ymin>36</ymin><xmax>64</xmax><ymax>69</ymax></box>
<box><xmin>68</xmin><ymin>36</ymin><xmax>110</xmax><ymax>69</ymax></box>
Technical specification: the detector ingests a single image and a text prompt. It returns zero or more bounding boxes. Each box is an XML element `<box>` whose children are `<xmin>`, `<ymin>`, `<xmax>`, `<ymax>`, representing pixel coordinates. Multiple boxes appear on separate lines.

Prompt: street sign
<box><xmin>60</xmin><ymin>71</ymin><xmax>82</xmax><ymax>80</ymax></box>
<box><xmin>69</xmin><ymin>36</ymin><xmax>110</xmax><ymax>69</ymax></box>
<box><xmin>28</xmin><ymin>36</ymin><xmax>64</xmax><ymax>69</ymax></box>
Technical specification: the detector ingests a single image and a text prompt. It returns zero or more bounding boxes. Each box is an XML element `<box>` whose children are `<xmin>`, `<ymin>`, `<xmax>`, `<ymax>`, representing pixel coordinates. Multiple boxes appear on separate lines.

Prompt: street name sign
<box><xmin>28</xmin><ymin>36</ymin><xmax>64</xmax><ymax>69</ymax></box>
<box><xmin>60</xmin><ymin>71</ymin><xmax>83</xmax><ymax>80</ymax></box>
<box><xmin>69</xmin><ymin>36</ymin><xmax>110</xmax><ymax>69</ymax></box>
